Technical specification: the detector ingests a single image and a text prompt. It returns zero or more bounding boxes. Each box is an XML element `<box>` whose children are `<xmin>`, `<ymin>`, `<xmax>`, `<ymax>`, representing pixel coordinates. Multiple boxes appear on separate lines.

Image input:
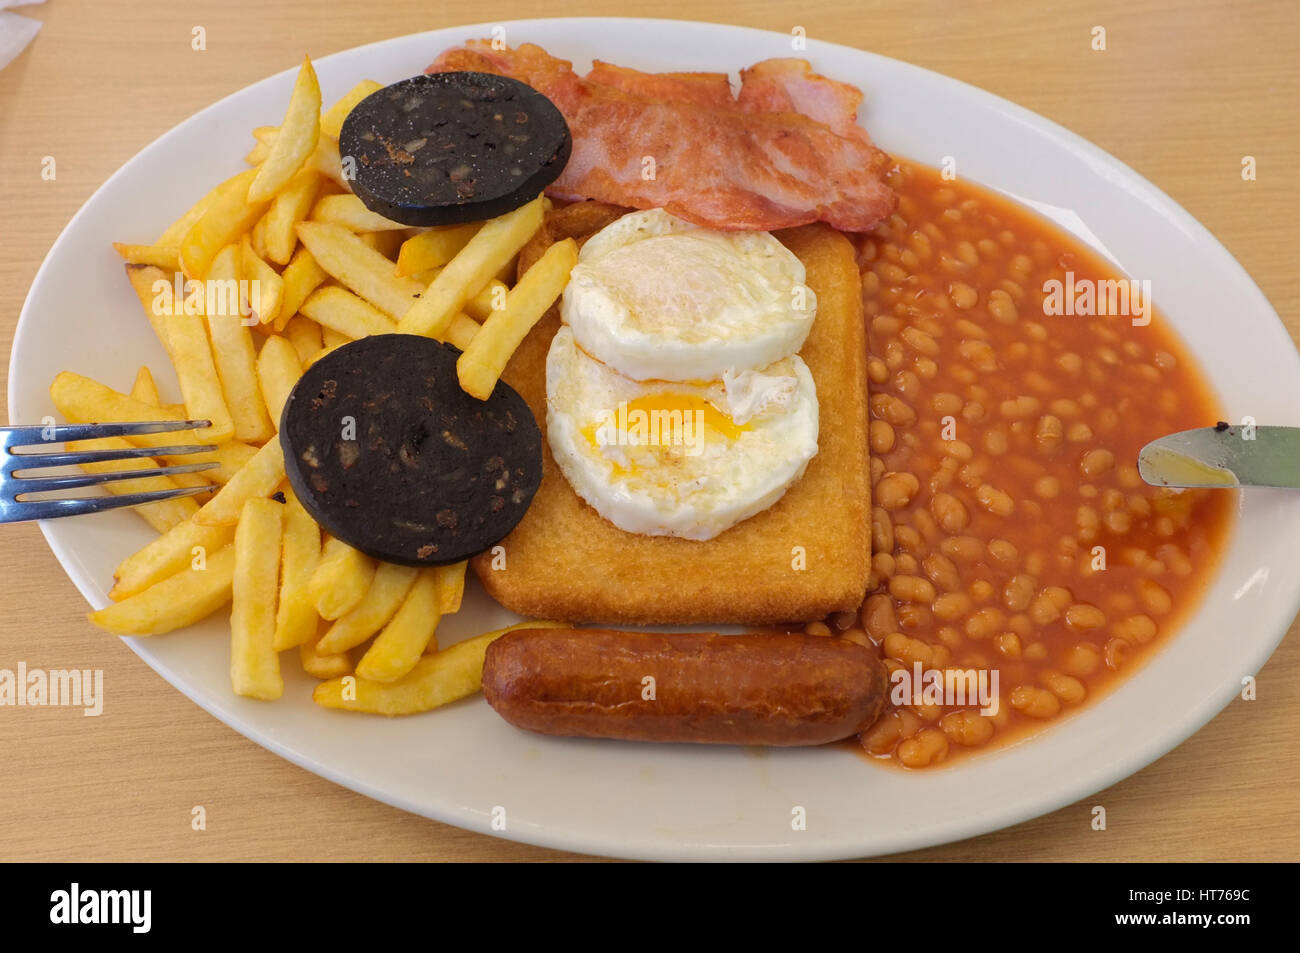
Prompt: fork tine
<box><xmin>7</xmin><ymin>444</ymin><xmax>217</xmax><ymax>472</ymax></box>
<box><xmin>1</xmin><ymin>420</ymin><xmax>212</xmax><ymax>448</ymax></box>
<box><xmin>15</xmin><ymin>485</ymin><xmax>211</xmax><ymax>520</ymax></box>
<box><xmin>13</xmin><ymin>462</ymin><xmax>219</xmax><ymax>495</ymax></box>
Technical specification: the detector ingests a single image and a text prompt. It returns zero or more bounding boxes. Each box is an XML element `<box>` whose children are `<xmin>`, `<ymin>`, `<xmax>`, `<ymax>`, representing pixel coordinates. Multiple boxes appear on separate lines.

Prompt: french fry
<box><xmin>299</xmin><ymin>285</ymin><xmax>396</xmax><ymax>339</ymax></box>
<box><xmin>458</xmin><ymin>238</ymin><xmax>578</xmax><ymax>400</ymax></box>
<box><xmin>315</xmin><ymin>561</ymin><xmax>418</xmax><ymax>654</ymax></box>
<box><xmin>251</xmin><ymin>213</ymin><xmax>271</xmax><ymax>262</ymax></box>
<box><xmin>283</xmin><ymin>313</ymin><xmax>324</xmax><ymax>364</ymax></box>
<box><xmin>295</xmin><ymin>221</ymin><xmax>424</xmax><ymax>319</ymax></box>
<box><xmin>320</xmin><ymin>79</ymin><xmax>382</xmax><ymax>139</ymax></box>
<box><xmin>309</xmin><ymin>538</ymin><xmax>376</xmax><ymax>619</ymax></box>
<box><xmin>264</xmin><ymin>169</ymin><xmax>320</xmax><ymax>266</ymax></box>
<box><xmin>359</xmin><ymin>230</ymin><xmax>404</xmax><ymax>260</ymax></box>
<box><xmin>193</xmin><ymin>438</ymin><xmax>286</xmax><ymax>526</ymax></box>
<box><xmin>164</xmin><ymin>309</ymin><xmax>237</xmax><ymax>442</ymax></box>
<box><xmin>244</xmin><ymin>138</ymin><xmax>271</xmax><ymax>166</ymax></box>
<box><xmin>309</xmin><ymin>135</ymin><xmax>346</xmax><ymax>187</ymax></box>
<box><xmin>463</xmin><ymin>278</ymin><xmax>509</xmax><ymax>321</ymax></box>
<box><xmin>444</xmin><ymin>313</ymin><xmax>480</xmax><ymax>351</ymax></box>
<box><xmin>394</xmin><ymin>224</ymin><xmax>480</xmax><ymax>277</ymax></box>
<box><xmin>90</xmin><ymin>545</ymin><xmax>237</xmax><ymax>636</ymax></box>
<box><xmin>113</xmin><ymin>243</ymin><xmax>180</xmax><ymax>271</ymax></box>
<box><xmin>256</xmin><ymin>335</ymin><xmax>301</xmax><ymax>426</ymax></box>
<box><xmin>67</xmin><ymin>435</ymin><xmax>199</xmax><ymax>533</ymax></box>
<box><xmin>233</xmin><ymin>235</ymin><xmax>283</xmax><ymax>327</ymax></box>
<box><xmin>230</xmin><ymin>499</ymin><xmax>284</xmax><ymax>700</ymax></box>
<box><xmin>320</xmin><ymin>326</ymin><xmax>350</xmax><ymax>348</ymax></box>
<box><xmin>299</xmin><ymin>635</ymin><xmax>352</xmax><ymax>679</ymax></box>
<box><xmin>207</xmin><ymin>244</ymin><xmax>275</xmax><ymax>442</ymax></box>
<box><xmin>248</xmin><ymin>56</ymin><xmax>321</xmax><ymax>203</ymax></box>
<box><xmin>123</xmin><ymin>264</ymin><xmax>176</xmax><ymax>364</ymax></box>
<box><xmin>129</xmin><ymin>365</ymin><xmax>162</xmax><ymax>406</ymax></box>
<box><xmin>355</xmin><ymin>568</ymin><xmax>441</xmax><ymax>682</ymax></box>
<box><xmin>437</xmin><ymin>560</ymin><xmax>468</xmax><ymax>614</ymax></box>
<box><xmin>156</xmin><ymin>168</ymin><xmax>248</xmax><ymax>246</ymax></box>
<box><xmin>110</xmin><ymin>520</ymin><xmax>235</xmax><ymax>600</ymax></box>
<box><xmin>311</xmin><ymin>194</ymin><xmax>407</xmax><ymax>232</ymax></box>
<box><xmin>277</xmin><ymin>247</ymin><xmax>330</xmax><ymax>330</ymax></box>
<box><xmin>397</xmin><ymin>196</ymin><xmax>545</xmax><ymax>338</ymax></box>
<box><xmin>52</xmin><ymin>376</ymin><xmax>253</xmax><ymax>483</ymax></box>
<box><xmin>180</xmin><ymin>167</ymin><xmax>269</xmax><ymax>279</ymax></box>
<box><xmin>128</xmin><ymin>368</ymin><xmax>212</xmax><ymax>499</ymax></box>
<box><xmin>305</xmin><ymin>342</ymin><xmax>346</xmax><ymax>366</ymax></box>
<box><xmin>272</xmin><ymin>491</ymin><xmax>321</xmax><ymax>650</ymax></box>
<box><xmin>313</xmin><ymin>621</ymin><xmax>564</xmax><ymax>715</ymax></box>
<box><xmin>187</xmin><ymin>440</ymin><xmax>258</xmax><ymax>484</ymax></box>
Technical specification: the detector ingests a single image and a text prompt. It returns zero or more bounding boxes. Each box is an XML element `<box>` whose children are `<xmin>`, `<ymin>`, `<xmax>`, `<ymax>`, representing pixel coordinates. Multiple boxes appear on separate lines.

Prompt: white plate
<box><xmin>10</xmin><ymin>18</ymin><xmax>1300</xmax><ymax>861</ymax></box>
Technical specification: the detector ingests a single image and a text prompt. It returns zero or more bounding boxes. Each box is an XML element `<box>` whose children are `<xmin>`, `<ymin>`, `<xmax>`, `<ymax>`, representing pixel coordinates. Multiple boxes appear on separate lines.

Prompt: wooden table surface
<box><xmin>2</xmin><ymin>0</ymin><xmax>1297</xmax><ymax>862</ymax></box>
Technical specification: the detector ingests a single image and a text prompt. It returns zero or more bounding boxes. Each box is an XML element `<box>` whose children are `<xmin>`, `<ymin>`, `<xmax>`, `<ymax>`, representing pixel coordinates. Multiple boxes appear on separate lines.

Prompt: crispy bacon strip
<box><xmin>427</xmin><ymin>42</ymin><xmax>895</xmax><ymax>232</ymax></box>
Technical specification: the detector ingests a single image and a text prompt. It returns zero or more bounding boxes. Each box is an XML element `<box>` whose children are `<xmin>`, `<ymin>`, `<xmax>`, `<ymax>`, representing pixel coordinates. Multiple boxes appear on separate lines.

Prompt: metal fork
<box><xmin>1</xmin><ymin>421</ymin><xmax>218</xmax><ymax>523</ymax></box>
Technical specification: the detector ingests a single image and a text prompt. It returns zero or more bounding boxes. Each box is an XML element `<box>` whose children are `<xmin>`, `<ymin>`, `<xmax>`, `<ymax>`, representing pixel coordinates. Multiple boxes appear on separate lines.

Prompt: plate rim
<box><xmin>9</xmin><ymin>16</ymin><xmax>1300</xmax><ymax>861</ymax></box>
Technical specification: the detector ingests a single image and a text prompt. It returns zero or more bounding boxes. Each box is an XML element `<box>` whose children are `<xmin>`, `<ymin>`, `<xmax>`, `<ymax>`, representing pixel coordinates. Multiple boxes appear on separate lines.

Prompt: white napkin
<box><xmin>0</xmin><ymin>0</ymin><xmax>44</xmax><ymax>73</ymax></box>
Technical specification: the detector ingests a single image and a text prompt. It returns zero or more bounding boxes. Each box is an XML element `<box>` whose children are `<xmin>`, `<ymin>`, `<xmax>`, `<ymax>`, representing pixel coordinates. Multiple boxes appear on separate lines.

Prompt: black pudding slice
<box><xmin>340</xmin><ymin>71</ymin><xmax>572</xmax><ymax>227</ymax></box>
<box><xmin>280</xmin><ymin>335</ymin><xmax>542</xmax><ymax>566</ymax></box>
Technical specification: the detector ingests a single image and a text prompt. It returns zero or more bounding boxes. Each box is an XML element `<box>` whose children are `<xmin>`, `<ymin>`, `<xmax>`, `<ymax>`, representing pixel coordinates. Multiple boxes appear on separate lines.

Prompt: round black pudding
<box><xmin>340</xmin><ymin>71</ymin><xmax>572</xmax><ymax>227</ymax></box>
<box><xmin>280</xmin><ymin>335</ymin><xmax>542</xmax><ymax>566</ymax></box>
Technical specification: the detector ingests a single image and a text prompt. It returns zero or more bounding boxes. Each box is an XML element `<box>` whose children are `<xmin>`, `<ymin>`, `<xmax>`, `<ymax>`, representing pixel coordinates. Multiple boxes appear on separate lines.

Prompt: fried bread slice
<box><xmin>470</xmin><ymin>211</ymin><xmax>871</xmax><ymax>624</ymax></box>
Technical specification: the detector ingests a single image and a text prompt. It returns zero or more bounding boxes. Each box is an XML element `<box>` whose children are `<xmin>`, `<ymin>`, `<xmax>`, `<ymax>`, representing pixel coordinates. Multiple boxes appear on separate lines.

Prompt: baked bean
<box><xmin>869</xmin><ymin>419</ymin><xmax>896</xmax><ymax>453</ymax></box>
<box><xmin>890</xmin><ymin>575</ymin><xmax>937</xmax><ymax>603</ymax></box>
<box><xmin>897</xmin><ymin>728</ymin><xmax>950</xmax><ymax>767</ymax></box>
<box><xmin>976</xmin><ymin>484</ymin><xmax>1015</xmax><ymax>516</ymax></box>
<box><xmin>902</xmin><ymin>326</ymin><xmax>940</xmax><ymax>356</ymax></box>
<box><xmin>1034</xmin><ymin>475</ymin><xmax>1061</xmax><ymax>498</ymax></box>
<box><xmin>1002</xmin><ymin>574</ymin><xmax>1037</xmax><ymax>611</ymax></box>
<box><xmin>1080</xmin><ymin>448</ymin><xmax>1115</xmax><ymax>477</ymax></box>
<box><xmin>871</xmin><ymin>393</ymin><xmax>917</xmax><ymax>426</ymax></box>
<box><xmin>987</xmin><ymin>539</ymin><xmax>1019</xmax><ymax>569</ymax></box>
<box><xmin>932</xmin><ymin>392</ymin><xmax>962</xmax><ymax>415</ymax></box>
<box><xmin>922</xmin><ymin>553</ymin><xmax>961</xmax><ymax>592</ymax></box>
<box><xmin>964</xmin><ymin>607</ymin><xmax>1006</xmax><ymax>640</ymax></box>
<box><xmin>987</xmin><ymin>289</ymin><xmax>1018</xmax><ymax>324</ymax></box>
<box><xmin>1042</xmin><ymin>671</ymin><xmax>1086</xmax><ymax>705</ymax></box>
<box><xmin>932</xmin><ymin>592</ymin><xmax>973</xmax><ymax>621</ymax></box>
<box><xmin>1010</xmin><ymin>685</ymin><xmax>1060</xmax><ymax>718</ymax></box>
<box><xmin>940</xmin><ymin>535</ymin><xmax>985</xmax><ymax>562</ymax></box>
<box><xmin>1063</xmin><ymin>642</ymin><xmax>1102</xmax><ymax>677</ymax></box>
<box><xmin>995</xmin><ymin>632</ymin><xmax>1022</xmax><ymax>658</ymax></box>
<box><xmin>1139</xmin><ymin>579</ymin><xmax>1173</xmax><ymax>615</ymax></box>
<box><xmin>1114</xmin><ymin>614</ymin><xmax>1158</xmax><ymax>644</ymax></box>
<box><xmin>860</xmin><ymin>711</ymin><xmax>904</xmax><ymax>755</ymax></box>
<box><xmin>1104</xmin><ymin>637</ymin><xmax>1130</xmax><ymax>671</ymax></box>
<box><xmin>841</xmin><ymin>629</ymin><xmax>872</xmax><ymax>648</ymax></box>
<box><xmin>862</xmin><ymin>594</ymin><xmax>898</xmax><ymax>639</ymax></box>
<box><xmin>877</xmin><ymin>472</ymin><xmax>920</xmax><ymax>510</ymax></box>
<box><xmin>1064</xmin><ymin>603</ymin><xmax>1106</xmax><ymax>631</ymax></box>
<box><xmin>871</xmin><ymin>506</ymin><xmax>894</xmax><ymax>554</ymax></box>
<box><xmin>941</xmin><ymin>709</ymin><xmax>995</xmax><ymax>747</ymax></box>
<box><xmin>806</xmin><ymin>621</ymin><xmax>832</xmax><ymax>637</ymax></box>
<box><xmin>930</xmin><ymin>492</ymin><xmax>969</xmax><ymax>532</ymax></box>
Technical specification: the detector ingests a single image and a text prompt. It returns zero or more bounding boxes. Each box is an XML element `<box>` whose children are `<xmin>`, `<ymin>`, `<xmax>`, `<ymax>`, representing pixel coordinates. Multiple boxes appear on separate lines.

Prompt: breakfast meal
<box><xmin>60</xmin><ymin>38</ymin><xmax>1233</xmax><ymax>767</ymax></box>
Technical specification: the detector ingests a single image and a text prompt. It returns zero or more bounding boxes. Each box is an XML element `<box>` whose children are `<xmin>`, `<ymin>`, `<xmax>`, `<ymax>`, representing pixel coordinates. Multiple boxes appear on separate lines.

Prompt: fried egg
<box><xmin>546</xmin><ymin>327</ymin><xmax>819</xmax><ymax>540</ymax></box>
<box><xmin>560</xmin><ymin>208</ymin><xmax>816</xmax><ymax>382</ymax></box>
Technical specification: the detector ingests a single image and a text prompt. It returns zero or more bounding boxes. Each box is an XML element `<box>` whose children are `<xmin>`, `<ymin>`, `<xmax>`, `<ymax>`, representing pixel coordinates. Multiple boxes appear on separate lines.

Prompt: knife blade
<box><xmin>1138</xmin><ymin>424</ymin><xmax>1300</xmax><ymax>488</ymax></box>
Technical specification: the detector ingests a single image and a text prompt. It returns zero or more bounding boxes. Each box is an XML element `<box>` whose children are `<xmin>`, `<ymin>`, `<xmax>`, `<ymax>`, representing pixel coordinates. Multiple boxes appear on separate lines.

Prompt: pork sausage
<box><xmin>482</xmin><ymin>628</ymin><xmax>887</xmax><ymax>746</ymax></box>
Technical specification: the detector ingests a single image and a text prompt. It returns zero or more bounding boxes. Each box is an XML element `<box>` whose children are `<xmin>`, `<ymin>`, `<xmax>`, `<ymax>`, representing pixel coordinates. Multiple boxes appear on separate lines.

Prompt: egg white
<box><xmin>546</xmin><ymin>326</ymin><xmax>819</xmax><ymax>541</ymax></box>
<box><xmin>560</xmin><ymin>208</ymin><xmax>817</xmax><ymax>383</ymax></box>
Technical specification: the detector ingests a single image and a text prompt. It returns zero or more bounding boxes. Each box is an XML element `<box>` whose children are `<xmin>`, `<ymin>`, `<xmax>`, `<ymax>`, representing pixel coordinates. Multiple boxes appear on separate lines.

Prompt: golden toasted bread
<box><xmin>471</xmin><ymin>218</ymin><xmax>871</xmax><ymax>625</ymax></box>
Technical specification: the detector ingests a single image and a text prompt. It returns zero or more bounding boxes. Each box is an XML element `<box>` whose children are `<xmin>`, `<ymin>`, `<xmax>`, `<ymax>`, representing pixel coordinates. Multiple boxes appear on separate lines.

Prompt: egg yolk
<box><xmin>580</xmin><ymin>393</ymin><xmax>749</xmax><ymax>462</ymax></box>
